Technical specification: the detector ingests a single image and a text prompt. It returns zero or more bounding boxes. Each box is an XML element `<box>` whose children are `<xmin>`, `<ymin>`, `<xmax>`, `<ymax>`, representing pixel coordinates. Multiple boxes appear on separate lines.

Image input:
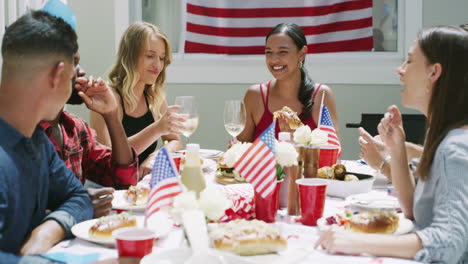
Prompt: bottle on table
<box><xmin>180</xmin><ymin>143</ymin><xmax>206</xmax><ymax>196</ymax></box>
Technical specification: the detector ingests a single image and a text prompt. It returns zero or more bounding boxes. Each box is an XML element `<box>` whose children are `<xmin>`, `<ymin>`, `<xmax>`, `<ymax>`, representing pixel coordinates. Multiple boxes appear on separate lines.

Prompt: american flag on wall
<box><xmin>184</xmin><ymin>0</ymin><xmax>373</xmax><ymax>54</ymax></box>
<box><xmin>145</xmin><ymin>147</ymin><xmax>183</xmax><ymax>225</ymax></box>
<box><xmin>234</xmin><ymin>121</ymin><xmax>277</xmax><ymax>198</ymax></box>
<box><xmin>319</xmin><ymin>105</ymin><xmax>341</xmax><ymax>153</ymax></box>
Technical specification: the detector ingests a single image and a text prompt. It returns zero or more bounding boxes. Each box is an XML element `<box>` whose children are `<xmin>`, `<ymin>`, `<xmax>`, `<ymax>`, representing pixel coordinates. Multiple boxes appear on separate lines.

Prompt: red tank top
<box><xmin>253</xmin><ymin>81</ymin><xmax>321</xmax><ymax>139</ymax></box>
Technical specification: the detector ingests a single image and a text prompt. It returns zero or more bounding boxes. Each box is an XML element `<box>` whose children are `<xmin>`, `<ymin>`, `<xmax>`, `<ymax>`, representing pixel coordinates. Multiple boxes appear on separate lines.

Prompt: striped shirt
<box><xmin>413</xmin><ymin>128</ymin><xmax>468</xmax><ymax>264</ymax></box>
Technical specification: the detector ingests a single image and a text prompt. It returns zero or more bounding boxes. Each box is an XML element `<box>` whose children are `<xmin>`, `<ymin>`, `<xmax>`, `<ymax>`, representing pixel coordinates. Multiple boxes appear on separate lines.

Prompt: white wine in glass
<box><xmin>181</xmin><ymin>117</ymin><xmax>199</xmax><ymax>138</ymax></box>
<box><xmin>224</xmin><ymin>100</ymin><xmax>246</xmax><ymax>138</ymax></box>
<box><xmin>175</xmin><ymin>96</ymin><xmax>199</xmax><ymax>144</ymax></box>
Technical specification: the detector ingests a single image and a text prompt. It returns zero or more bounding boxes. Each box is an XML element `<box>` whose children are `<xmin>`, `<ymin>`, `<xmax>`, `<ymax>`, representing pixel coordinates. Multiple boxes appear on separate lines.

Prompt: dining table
<box><xmin>46</xmin><ymin>155</ymin><xmax>422</xmax><ymax>264</ymax></box>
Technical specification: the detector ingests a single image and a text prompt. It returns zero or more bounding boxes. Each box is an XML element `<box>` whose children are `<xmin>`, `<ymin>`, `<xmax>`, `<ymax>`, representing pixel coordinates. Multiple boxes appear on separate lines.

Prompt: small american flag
<box><xmin>234</xmin><ymin>121</ymin><xmax>277</xmax><ymax>198</ymax></box>
<box><xmin>145</xmin><ymin>147</ymin><xmax>183</xmax><ymax>224</ymax></box>
<box><xmin>319</xmin><ymin>105</ymin><xmax>341</xmax><ymax>153</ymax></box>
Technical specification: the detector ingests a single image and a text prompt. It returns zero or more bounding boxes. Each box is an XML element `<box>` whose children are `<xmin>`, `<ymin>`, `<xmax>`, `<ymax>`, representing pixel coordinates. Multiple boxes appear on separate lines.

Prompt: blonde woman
<box><xmin>90</xmin><ymin>22</ymin><xmax>185</xmax><ymax>177</ymax></box>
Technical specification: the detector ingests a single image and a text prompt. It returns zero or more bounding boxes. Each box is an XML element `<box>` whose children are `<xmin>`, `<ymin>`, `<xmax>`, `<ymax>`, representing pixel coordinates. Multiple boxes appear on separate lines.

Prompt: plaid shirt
<box><xmin>40</xmin><ymin>112</ymin><xmax>138</xmax><ymax>190</ymax></box>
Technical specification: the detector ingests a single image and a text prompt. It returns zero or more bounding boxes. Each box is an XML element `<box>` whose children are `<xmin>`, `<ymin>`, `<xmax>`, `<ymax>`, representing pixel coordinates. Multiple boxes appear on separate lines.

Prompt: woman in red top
<box><xmin>237</xmin><ymin>23</ymin><xmax>340</xmax><ymax>142</ymax></box>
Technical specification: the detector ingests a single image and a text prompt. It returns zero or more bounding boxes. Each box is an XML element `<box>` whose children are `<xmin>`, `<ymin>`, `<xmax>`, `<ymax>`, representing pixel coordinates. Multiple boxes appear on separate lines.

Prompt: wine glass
<box><xmin>223</xmin><ymin>100</ymin><xmax>246</xmax><ymax>141</ymax></box>
<box><xmin>175</xmin><ymin>96</ymin><xmax>199</xmax><ymax>144</ymax></box>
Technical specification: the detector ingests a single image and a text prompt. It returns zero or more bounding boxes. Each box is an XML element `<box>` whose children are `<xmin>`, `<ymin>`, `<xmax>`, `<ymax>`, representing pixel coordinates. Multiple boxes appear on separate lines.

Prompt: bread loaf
<box><xmin>88</xmin><ymin>212</ymin><xmax>137</xmax><ymax>239</ymax></box>
<box><xmin>209</xmin><ymin>219</ymin><xmax>286</xmax><ymax>256</ymax></box>
<box><xmin>348</xmin><ymin>210</ymin><xmax>399</xmax><ymax>234</ymax></box>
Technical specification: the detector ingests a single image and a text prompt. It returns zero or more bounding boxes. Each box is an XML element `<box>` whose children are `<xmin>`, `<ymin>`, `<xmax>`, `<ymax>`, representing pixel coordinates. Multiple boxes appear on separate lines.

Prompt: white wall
<box><xmin>65</xmin><ymin>0</ymin><xmax>468</xmax><ymax>159</ymax></box>
<box><xmin>66</xmin><ymin>0</ymin><xmax>117</xmax><ymax>120</ymax></box>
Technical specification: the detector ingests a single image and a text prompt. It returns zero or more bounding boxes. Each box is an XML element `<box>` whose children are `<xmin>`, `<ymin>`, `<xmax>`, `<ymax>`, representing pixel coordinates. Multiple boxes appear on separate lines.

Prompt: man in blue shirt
<box><xmin>0</xmin><ymin>11</ymin><xmax>93</xmax><ymax>264</ymax></box>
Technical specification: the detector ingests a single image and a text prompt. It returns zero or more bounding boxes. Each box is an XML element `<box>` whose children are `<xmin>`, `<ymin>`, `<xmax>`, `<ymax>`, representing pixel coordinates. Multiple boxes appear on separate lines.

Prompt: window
<box><xmin>119</xmin><ymin>0</ymin><xmax>422</xmax><ymax>85</ymax></box>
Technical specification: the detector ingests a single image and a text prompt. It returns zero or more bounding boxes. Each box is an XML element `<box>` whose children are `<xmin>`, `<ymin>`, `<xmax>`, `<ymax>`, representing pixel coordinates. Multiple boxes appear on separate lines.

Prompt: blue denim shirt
<box><xmin>0</xmin><ymin>118</ymin><xmax>93</xmax><ymax>264</ymax></box>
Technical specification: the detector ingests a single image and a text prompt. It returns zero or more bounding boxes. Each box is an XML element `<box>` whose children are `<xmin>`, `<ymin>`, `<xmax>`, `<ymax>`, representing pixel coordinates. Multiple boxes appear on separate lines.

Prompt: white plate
<box><xmin>112</xmin><ymin>190</ymin><xmax>146</xmax><ymax>211</ymax></box>
<box><xmin>141</xmin><ymin>248</ymin><xmax>254</xmax><ymax>264</ymax></box>
<box><xmin>176</xmin><ymin>149</ymin><xmax>223</xmax><ymax>160</ymax></box>
<box><xmin>71</xmin><ymin>214</ymin><xmax>173</xmax><ymax>246</ymax></box>
<box><xmin>316</xmin><ymin>213</ymin><xmax>414</xmax><ymax>235</ymax></box>
<box><xmin>346</xmin><ymin>191</ymin><xmax>400</xmax><ymax>211</ymax></box>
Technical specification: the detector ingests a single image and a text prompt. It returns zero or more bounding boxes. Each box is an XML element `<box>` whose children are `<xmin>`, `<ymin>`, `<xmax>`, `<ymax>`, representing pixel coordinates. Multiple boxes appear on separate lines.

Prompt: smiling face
<box><xmin>265</xmin><ymin>33</ymin><xmax>306</xmax><ymax>80</ymax></box>
<box><xmin>397</xmin><ymin>41</ymin><xmax>434</xmax><ymax>114</ymax></box>
<box><xmin>136</xmin><ymin>34</ymin><xmax>167</xmax><ymax>86</ymax></box>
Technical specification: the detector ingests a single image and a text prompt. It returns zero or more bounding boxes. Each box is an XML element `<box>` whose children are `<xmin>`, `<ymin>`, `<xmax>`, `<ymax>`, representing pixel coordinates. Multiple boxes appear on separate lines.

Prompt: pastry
<box><xmin>273</xmin><ymin>106</ymin><xmax>303</xmax><ymax>129</ymax></box>
<box><xmin>124</xmin><ymin>185</ymin><xmax>149</xmax><ymax>205</ymax></box>
<box><xmin>209</xmin><ymin>219</ymin><xmax>286</xmax><ymax>255</ymax></box>
<box><xmin>344</xmin><ymin>174</ymin><xmax>359</xmax><ymax>181</ymax></box>
<box><xmin>317</xmin><ymin>166</ymin><xmax>334</xmax><ymax>179</ymax></box>
<box><xmin>332</xmin><ymin>164</ymin><xmax>347</xmax><ymax>180</ymax></box>
<box><xmin>348</xmin><ymin>210</ymin><xmax>399</xmax><ymax>234</ymax></box>
<box><xmin>88</xmin><ymin>212</ymin><xmax>137</xmax><ymax>239</ymax></box>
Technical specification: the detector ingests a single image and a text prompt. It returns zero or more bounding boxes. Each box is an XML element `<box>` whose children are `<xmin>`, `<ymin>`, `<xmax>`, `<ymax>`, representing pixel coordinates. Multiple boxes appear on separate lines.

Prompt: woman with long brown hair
<box><xmin>237</xmin><ymin>23</ymin><xmax>340</xmax><ymax>142</ymax></box>
<box><xmin>90</xmin><ymin>22</ymin><xmax>185</xmax><ymax>177</ymax></box>
<box><xmin>316</xmin><ymin>26</ymin><xmax>468</xmax><ymax>263</ymax></box>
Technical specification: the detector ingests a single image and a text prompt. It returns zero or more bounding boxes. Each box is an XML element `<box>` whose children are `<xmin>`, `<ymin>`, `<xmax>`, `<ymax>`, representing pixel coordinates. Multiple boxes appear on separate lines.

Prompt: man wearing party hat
<box><xmin>0</xmin><ymin>9</ymin><xmax>93</xmax><ymax>264</ymax></box>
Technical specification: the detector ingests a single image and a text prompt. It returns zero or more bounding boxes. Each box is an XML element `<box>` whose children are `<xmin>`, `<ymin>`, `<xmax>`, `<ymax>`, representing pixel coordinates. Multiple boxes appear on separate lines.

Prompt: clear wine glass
<box><xmin>223</xmin><ymin>100</ymin><xmax>246</xmax><ymax>141</ymax></box>
<box><xmin>175</xmin><ymin>96</ymin><xmax>199</xmax><ymax>145</ymax></box>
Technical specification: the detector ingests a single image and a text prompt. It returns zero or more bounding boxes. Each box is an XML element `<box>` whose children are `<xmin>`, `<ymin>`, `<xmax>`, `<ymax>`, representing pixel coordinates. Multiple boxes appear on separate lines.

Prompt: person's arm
<box><xmin>413</xmin><ymin>137</ymin><xmax>468</xmax><ymax>263</ymax></box>
<box><xmin>315</xmin><ymin>227</ymin><xmax>422</xmax><ymax>259</ymax></box>
<box><xmin>76</xmin><ymin>78</ymin><xmax>134</xmax><ymax>165</ymax></box>
<box><xmin>19</xmin><ymin>135</ymin><xmax>92</xmax><ymax>255</ymax></box>
<box><xmin>378</xmin><ymin>105</ymin><xmax>415</xmax><ymax>219</ymax></box>
<box><xmin>159</xmin><ymin>101</ymin><xmax>183</xmax><ymax>153</ymax></box>
<box><xmin>91</xmin><ymin>95</ymin><xmax>185</xmax><ymax>155</ymax></box>
<box><xmin>236</xmin><ymin>85</ymin><xmax>260</xmax><ymax>143</ymax></box>
<box><xmin>358</xmin><ymin>127</ymin><xmax>393</xmax><ymax>180</ymax></box>
<box><xmin>138</xmin><ymin>102</ymin><xmax>183</xmax><ymax>177</ymax></box>
<box><xmin>405</xmin><ymin>141</ymin><xmax>423</xmax><ymax>161</ymax></box>
<box><xmin>19</xmin><ymin>220</ymin><xmax>65</xmax><ymax>256</ymax></box>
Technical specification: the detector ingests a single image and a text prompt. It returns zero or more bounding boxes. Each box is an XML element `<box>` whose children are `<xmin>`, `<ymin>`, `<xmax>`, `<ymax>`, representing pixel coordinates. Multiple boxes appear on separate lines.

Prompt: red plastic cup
<box><xmin>296</xmin><ymin>178</ymin><xmax>327</xmax><ymax>226</ymax></box>
<box><xmin>113</xmin><ymin>227</ymin><xmax>156</xmax><ymax>259</ymax></box>
<box><xmin>318</xmin><ymin>145</ymin><xmax>339</xmax><ymax>168</ymax></box>
<box><xmin>254</xmin><ymin>180</ymin><xmax>282</xmax><ymax>223</ymax></box>
<box><xmin>173</xmin><ymin>157</ymin><xmax>182</xmax><ymax>173</ymax></box>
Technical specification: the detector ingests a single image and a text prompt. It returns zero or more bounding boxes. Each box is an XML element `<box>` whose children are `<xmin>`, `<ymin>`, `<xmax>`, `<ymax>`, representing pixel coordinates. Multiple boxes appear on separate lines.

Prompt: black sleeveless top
<box><xmin>119</xmin><ymin>92</ymin><xmax>157</xmax><ymax>165</ymax></box>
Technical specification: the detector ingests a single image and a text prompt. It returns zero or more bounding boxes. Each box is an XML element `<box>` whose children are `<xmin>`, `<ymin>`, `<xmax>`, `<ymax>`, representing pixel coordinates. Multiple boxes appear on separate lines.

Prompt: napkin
<box><xmin>219</xmin><ymin>184</ymin><xmax>255</xmax><ymax>222</ymax></box>
<box><xmin>41</xmin><ymin>252</ymin><xmax>100</xmax><ymax>264</ymax></box>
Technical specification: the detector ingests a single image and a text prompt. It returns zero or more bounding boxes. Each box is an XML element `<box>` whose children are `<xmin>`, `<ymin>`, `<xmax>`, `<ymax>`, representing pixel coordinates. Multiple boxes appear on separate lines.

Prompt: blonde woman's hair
<box><xmin>109</xmin><ymin>22</ymin><xmax>172</xmax><ymax>115</ymax></box>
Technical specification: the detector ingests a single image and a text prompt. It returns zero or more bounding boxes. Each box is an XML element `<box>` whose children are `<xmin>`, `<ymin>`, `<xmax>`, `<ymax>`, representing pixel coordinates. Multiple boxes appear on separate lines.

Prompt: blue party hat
<box><xmin>42</xmin><ymin>0</ymin><xmax>76</xmax><ymax>30</ymax></box>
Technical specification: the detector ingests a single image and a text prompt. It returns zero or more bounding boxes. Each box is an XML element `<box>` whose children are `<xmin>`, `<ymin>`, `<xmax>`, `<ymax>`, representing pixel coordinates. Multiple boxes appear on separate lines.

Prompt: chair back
<box><xmin>346</xmin><ymin>114</ymin><xmax>427</xmax><ymax>145</ymax></box>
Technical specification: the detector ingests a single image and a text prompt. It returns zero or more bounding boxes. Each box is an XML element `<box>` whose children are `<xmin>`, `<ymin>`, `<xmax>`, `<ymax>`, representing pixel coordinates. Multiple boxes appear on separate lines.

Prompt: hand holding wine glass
<box><xmin>224</xmin><ymin>100</ymin><xmax>246</xmax><ymax>141</ymax></box>
<box><xmin>175</xmin><ymin>96</ymin><xmax>199</xmax><ymax>144</ymax></box>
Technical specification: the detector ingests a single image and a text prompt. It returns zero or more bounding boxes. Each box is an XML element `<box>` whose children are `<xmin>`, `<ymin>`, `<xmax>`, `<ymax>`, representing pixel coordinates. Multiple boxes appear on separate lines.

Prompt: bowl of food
<box><xmin>317</xmin><ymin>164</ymin><xmax>375</xmax><ymax>198</ymax></box>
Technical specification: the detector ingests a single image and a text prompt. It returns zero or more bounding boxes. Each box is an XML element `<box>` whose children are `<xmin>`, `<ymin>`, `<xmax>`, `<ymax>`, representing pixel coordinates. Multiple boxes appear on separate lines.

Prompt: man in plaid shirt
<box><xmin>40</xmin><ymin>57</ymin><xmax>139</xmax><ymax>218</ymax></box>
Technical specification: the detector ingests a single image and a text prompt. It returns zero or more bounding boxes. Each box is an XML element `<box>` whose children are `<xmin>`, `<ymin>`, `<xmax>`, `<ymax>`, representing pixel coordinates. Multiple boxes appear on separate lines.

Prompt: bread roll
<box><xmin>332</xmin><ymin>164</ymin><xmax>347</xmax><ymax>180</ymax></box>
<box><xmin>273</xmin><ymin>106</ymin><xmax>303</xmax><ymax>129</ymax></box>
<box><xmin>348</xmin><ymin>210</ymin><xmax>399</xmax><ymax>234</ymax></box>
<box><xmin>89</xmin><ymin>213</ymin><xmax>137</xmax><ymax>239</ymax></box>
<box><xmin>209</xmin><ymin>219</ymin><xmax>286</xmax><ymax>255</ymax></box>
<box><xmin>344</xmin><ymin>174</ymin><xmax>359</xmax><ymax>181</ymax></box>
<box><xmin>124</xmin><ymin>185</ymin><xmax>149</xmax><ymax>205</ymax></box>
<box><xmin>317</xmin><ymin>166</ymin><xmax>334</xmax><ymax>179</ymax></box>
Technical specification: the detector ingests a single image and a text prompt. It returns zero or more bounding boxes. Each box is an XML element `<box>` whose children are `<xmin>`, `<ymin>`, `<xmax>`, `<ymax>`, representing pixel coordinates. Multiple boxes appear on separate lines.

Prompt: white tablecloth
<box><xmin>48</xmin><ymin>160</ymin><xmax>420</xmax><ymax>264</ymax></box>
